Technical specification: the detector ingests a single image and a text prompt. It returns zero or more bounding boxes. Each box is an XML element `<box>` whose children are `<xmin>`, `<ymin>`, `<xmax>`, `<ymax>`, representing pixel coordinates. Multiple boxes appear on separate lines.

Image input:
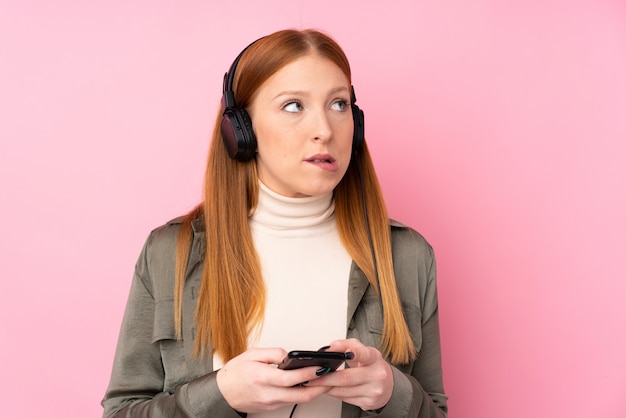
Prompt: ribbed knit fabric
<box><xmin>231</xmin><ymin>181</ymin><xmax>352</xmax><ymax>417</ymax></box>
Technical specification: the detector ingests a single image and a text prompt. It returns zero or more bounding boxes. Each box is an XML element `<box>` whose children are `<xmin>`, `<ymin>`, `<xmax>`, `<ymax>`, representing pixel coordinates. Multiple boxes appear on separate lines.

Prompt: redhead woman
<box><xmin>102</xmin><ymin>29</ymin><xmax>448</xmax><ymax>417</ymax></box>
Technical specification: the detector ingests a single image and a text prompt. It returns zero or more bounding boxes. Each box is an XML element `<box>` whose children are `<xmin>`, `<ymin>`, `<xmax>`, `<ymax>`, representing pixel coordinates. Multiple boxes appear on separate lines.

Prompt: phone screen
<box><xmin>277</xmin><ymin>350</ymin><xmax>348</xmax><ymax>371</ymax></box>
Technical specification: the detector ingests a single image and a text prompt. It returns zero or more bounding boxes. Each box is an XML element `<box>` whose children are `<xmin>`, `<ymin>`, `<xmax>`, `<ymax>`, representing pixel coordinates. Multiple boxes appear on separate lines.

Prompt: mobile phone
<box><xmin>278</xmin><ymin>350</ymin><xmax>349</xmax><ymax>371</ymax></box>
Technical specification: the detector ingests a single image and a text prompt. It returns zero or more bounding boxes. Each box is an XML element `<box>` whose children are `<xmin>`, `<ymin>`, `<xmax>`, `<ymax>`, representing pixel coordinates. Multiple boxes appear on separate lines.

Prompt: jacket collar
<box><xmin>191</xmin><ymin>217</ymin><xmax>205</xmax><ymax>233</ymax></box>
<box><xmin>345</xmin><ymin>220</ymin><xmax>408</xmax><ymax>325</ymax></box>
<box><xmin>347</xmin><ymin>263</ymin><xmax>369</xmax><ymax>326</ymax></box>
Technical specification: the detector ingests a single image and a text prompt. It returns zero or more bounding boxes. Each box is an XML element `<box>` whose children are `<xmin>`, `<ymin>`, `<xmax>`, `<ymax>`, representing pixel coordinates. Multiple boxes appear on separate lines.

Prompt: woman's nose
<box><xmin>312</xmin><ymin>110</ymin><xmax>332</xmax><ymax>142</ymax></box>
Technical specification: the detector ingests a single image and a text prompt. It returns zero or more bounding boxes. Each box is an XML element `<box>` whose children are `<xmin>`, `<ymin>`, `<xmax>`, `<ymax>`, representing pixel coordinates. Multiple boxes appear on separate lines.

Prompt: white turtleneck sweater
<box><xmin>216</xmin><ymin>181</ymin><xmax>353</xmax><ymax>417</ymax></box>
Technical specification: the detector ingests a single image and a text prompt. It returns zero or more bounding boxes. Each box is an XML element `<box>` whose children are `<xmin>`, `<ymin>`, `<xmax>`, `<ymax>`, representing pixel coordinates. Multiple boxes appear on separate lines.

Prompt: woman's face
<box><xmin>247</xmin><ymin>54</ymin><xmax>354</xmax><ymax>198</ymax></box>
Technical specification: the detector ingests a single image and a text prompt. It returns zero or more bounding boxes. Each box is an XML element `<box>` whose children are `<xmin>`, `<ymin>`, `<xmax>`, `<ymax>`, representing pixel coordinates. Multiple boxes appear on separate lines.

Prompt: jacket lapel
<box><xmin>346</xmin><ymin>262</ymin><xmax>370</xmax><ymax>331</ymax></box>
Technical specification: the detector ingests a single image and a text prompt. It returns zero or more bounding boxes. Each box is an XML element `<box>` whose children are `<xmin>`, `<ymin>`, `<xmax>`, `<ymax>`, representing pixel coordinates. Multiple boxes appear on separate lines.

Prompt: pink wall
<box><xmin>1</xmin><ymin>1</ymin><xmax>625</xmax><ymax>416</ymax></box>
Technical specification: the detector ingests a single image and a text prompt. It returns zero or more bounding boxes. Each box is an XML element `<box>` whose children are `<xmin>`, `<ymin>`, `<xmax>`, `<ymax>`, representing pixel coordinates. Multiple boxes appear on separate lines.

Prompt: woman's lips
<box><xmin>305</xmin><ymin>154</ymin><xmax>338</xmax><ymax>172</ymax></box>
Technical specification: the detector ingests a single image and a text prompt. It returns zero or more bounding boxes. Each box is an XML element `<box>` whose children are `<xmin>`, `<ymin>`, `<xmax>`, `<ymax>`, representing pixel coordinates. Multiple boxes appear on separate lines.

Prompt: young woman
<box><xmin>102</xmin><ymin>29</ymin><xmax>448</xmax><ymax>418</ymax></box>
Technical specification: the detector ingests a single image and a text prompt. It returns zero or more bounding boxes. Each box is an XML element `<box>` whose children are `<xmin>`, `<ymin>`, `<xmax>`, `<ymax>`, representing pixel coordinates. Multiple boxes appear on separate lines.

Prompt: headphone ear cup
<box><xmin>220</xmin><ymin>107</ymin><xmax>257</xmax><ymax>162</ymax></box>
<box><xmin>351</xmin><ymin>103</ymin><xmax>365</xmax><ymax>154</ymax></box>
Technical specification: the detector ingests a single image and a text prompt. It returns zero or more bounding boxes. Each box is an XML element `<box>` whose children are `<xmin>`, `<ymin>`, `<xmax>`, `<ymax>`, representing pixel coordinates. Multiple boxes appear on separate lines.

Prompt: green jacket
<box><xmin>102</xmin><ymin>217</ymin><xmax>448</xmax><ymax>417</ymax></box>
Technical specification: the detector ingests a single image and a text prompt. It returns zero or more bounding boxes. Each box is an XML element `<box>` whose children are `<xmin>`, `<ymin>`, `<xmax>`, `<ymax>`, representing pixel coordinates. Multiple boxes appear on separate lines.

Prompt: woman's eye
<box><xmin>331</xmin><ymin>99</ymin><xmax>349</xmax><ymax>111</ymax></box>
<box><xmin>282</xmin><ymin>101</ymin><xmax>303</xmax><ymax>112</ymax></box>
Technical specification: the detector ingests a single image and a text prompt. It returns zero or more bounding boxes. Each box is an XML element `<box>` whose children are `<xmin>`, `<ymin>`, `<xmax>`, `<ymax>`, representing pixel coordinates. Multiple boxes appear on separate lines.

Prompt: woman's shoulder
<box><xmin>388</xmin><ymin>219</ymin><xmax>438</xmax><ymax>310</ymax></box>
<box><xmin>141</xmin><ymin>213</ymin><xmax>206</xmax><ymax>269</ymax></box>
<box><xmin>146</xmin><ymin>212</ymin><xmax>205</xmax><ymax>246</ymax></box>
<box><xmin>133</xmin><ymin>214</ymin><xmax>202</xmax><ymax>293</ymax></box>
<box><xmin>389</xmin><ymin>218</ymin><xmax>434</xmax><ymax>259</ymax></box>
<box><xmin>145</xmin><ymin>216</ymin><xmax>184</xmax><ymax>247</ymax></box>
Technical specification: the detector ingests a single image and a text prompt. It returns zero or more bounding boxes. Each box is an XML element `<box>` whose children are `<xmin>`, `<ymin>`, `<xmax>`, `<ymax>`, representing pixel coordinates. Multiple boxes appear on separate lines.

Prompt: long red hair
<box><xmin>175</xmin><ymin>29</ymin><xmax>416</xmax><ymax>365</ymax></box>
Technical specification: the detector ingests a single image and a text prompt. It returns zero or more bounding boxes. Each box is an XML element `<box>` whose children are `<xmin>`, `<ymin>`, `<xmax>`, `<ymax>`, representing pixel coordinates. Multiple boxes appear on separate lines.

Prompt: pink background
<box><xmin>1</xmin><ymin>1</ymin><xmax>625</xmax><ymax>417</ymax></box>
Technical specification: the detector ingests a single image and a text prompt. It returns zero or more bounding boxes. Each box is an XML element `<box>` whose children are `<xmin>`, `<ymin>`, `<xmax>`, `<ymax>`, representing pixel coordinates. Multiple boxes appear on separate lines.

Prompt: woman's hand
<box><xmin>305</xmin><ymin>338</ymin><xmax>394</xmax><ymax>411</ymax></box>
<box><xmin>216</xmin><ymin>347</ymin><xmax>331</xmax><ymax>414</ymax></box>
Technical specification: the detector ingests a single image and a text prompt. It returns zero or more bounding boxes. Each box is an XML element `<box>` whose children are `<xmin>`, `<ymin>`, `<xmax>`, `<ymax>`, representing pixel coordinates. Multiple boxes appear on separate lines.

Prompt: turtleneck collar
<box><xmin>249</xmin><ymin>181</ymin><xmax>335</xmax><ymax>233</ymax></box>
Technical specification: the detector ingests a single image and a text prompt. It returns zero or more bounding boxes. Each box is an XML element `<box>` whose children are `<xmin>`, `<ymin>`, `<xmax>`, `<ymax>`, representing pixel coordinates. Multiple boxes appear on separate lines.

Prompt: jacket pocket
<box><xmin>152</xmin><ymin>297</ymin><xmax>187</xmax><ymax>392</ymax></box>
<box><xmin>152</xmin><ymin>296</ymin><xmax>176</xmax><ymax>342</ymax></box>
<box><xmin>363</xmin><ymin>296</ymin><xmax>424</xmax><ymax>353</ymax></box>
<box><xmin>363</xmin><ymin>294</ymin><xmax>384</xmax><ymax>335</ymax></box>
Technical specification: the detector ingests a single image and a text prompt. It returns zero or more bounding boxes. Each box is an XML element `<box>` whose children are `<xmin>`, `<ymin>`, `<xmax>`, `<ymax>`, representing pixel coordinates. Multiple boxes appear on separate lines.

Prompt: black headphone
<box><xmin>220</xmin><ymin>39</ymin><xmax>365</xmax><ymax>162</ymax></box>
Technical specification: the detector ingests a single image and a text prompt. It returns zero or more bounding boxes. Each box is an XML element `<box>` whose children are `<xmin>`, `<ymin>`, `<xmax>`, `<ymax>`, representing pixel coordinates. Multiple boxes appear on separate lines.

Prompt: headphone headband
<box><xmin>221</xmin><ymin>38</ymin><xmax>262</xmax><ymax>113</ymax></box>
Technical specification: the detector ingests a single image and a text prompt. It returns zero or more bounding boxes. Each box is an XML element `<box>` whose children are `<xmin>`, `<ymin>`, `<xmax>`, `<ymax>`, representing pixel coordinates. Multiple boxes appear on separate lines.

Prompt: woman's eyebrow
<box><xmin>272</xmin><ymin>86</ymin><xmax>350</xmax><ymax>101</ymax></box>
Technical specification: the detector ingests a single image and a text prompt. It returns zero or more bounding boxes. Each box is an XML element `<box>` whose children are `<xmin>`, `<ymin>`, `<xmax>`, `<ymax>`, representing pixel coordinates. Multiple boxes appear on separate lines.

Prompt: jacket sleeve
<box><xmin>377</xmin><ymin>307</ymin><xmax>448</xmax><ymax>418</ymax></box>
<box><xmin>101</xmin><ymin>235</ymin><xmax>243</xmax><ymax>418</ymax></box>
